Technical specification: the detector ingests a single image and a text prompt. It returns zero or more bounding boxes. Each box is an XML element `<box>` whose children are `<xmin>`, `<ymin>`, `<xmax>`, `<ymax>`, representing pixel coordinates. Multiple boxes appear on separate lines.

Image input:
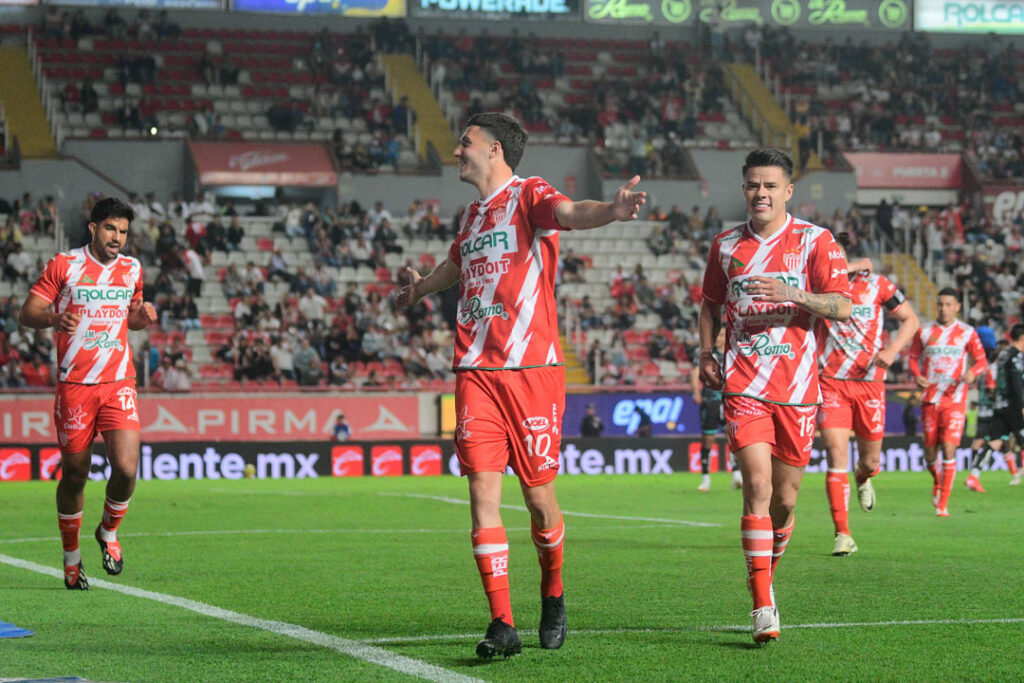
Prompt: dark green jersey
<box><xmin>994</xmin><ymin>347</ymin><xmax>1024</xmax><ymax>413</ymax></box>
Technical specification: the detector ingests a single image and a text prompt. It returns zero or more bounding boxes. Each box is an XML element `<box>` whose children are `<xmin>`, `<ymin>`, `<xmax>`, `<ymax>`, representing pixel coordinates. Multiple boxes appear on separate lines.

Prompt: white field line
<box><xmin>358</xmin><ymin>617</ymin><xmax>1024</xmax><ymax>644</ymax></box>
<box><xmin>0</xmin><ymin>553</ymin><xmax>482</xmax><ymax>683</ymax></box>
<box><xmin>380</xmin><ymin>492</ymin><xmax>722</xmax><ymax>528</ymax></box>
<box><xmin>0</xmin><ymin>523</ymin><xmax>681</xmax><ymax>546</ymax></box>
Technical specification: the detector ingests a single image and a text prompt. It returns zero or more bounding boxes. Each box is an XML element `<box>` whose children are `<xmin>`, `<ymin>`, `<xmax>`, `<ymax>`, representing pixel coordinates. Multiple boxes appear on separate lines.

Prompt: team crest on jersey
<box><xmin>783</xmin><ymin>249</ymin><xmax>802</xmax><ymax>271</ymax></box>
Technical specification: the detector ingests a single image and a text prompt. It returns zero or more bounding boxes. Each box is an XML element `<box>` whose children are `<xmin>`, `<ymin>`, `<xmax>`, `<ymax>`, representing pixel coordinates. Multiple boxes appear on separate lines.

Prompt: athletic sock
<box><xmin>58</xmin><ymin>511</ymin><xmax>83</xmax><ymax>567</ymax></box>
<box><xmin>826</xmin><ymin>469</ymin><xmax>850</xmax><ymax>536</ymax></box>
<box><xmin>1006</xmin><ymin>452</ymin><xmax>1019</xmax><ymax>475</ymax></box>
<box><xmin>937</xmin><ymin>458</ymin><xmax>956</xmax><ymax>510</ymax></box>
<box><xmin>741</xmin><ymin>515</ymin><xmax>773</xmax><ymax>610</ymax></box>
<box><xmin>100</xmin><ymin>497</ymin><xmax>131</xmax><ymax>542</ymax></box>
<box><xmin>968</xmin><ymin>445</ymin><xmax>988</xmax><ymax>472</ymax></box>
<box><xmin>771</xmin><ymin>521</ymin><xmax>794</xmax><ymax>579</ymax></box>
<box><xmin>531</xmin><ymin>518</ymin><xmax>564</xmax><ymax>598</ymax></box>
<box><xmin>855</xmin><ymin>465</ymin><xmax>880</xmax><ymax>487</ymax></box>
<box><xmin>700</xmin><ymin>446</ymin><xmax>710</xmax><ymax>475</ymax></box>
<box><xmin>472</xmin><ymin>527</ymin><xmax>513</xmax><ymax>626</ymax></box>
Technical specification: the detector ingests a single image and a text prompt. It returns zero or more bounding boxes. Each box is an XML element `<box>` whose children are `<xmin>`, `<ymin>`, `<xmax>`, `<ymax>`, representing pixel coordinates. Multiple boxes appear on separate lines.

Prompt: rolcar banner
<box><xmin>0</xmin><ymin>437</ymin><xmax>1002</xmax><ymax>481</ymax></box>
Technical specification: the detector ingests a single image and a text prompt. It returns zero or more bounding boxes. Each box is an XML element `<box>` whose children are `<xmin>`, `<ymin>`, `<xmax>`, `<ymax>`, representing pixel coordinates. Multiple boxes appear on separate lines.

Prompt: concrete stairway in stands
<box><xmin>380</xmin><ymin>54</ymin><xmax>457</xmax><ymax>164</ymax></box>
<box><xmin>0</xmin><ymin>46</ymin><xmax>57</xmax><ymax>158</ymax></box>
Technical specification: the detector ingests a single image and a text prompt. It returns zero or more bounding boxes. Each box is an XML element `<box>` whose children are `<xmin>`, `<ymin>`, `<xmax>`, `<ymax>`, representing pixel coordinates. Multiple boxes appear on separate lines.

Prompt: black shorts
<box><xmin>700</xmin><ymin>399</ymin><xmax>724</xmax><ymax>435</ymax></box>
<box><xmin>980</xmin><ymin>409</ymin><xmax>1024</xmax><ymax>444</ymax></box>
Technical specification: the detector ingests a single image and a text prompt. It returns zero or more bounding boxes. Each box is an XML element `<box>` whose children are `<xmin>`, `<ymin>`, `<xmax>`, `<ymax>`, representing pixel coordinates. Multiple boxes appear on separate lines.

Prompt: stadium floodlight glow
<box><xmin>149</xmin><ymin>126</ymin><xmax>158</xmax><ymax>136</ymax></box>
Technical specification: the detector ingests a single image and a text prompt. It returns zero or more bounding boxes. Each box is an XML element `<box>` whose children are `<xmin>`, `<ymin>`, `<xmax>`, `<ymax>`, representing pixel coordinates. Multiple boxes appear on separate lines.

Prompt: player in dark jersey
<box><xmin>690</xmin><ymin>329</ymin><xmax>740</xmax><ymax>491</ymax></box>
<box><xmin>966</xmin><ymin>324</ymin><xmax>1024</xmax><ymax>490</ymax></box>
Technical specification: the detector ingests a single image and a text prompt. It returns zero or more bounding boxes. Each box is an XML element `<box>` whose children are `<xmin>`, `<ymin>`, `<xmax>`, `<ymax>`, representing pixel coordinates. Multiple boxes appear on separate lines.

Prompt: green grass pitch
<box><xmin>0</xmin><ymin>471</ymin><xmax>1022</xmax><ymax>681</ymax></box>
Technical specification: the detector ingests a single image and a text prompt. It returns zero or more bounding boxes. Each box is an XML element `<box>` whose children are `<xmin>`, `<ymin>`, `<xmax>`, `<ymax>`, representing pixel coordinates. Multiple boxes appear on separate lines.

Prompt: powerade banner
<box><xmin>50</xmin><ymin>0</ymin><xmax>222</xmax><ymax>8</ymax></box>
<box><xmin>583</xmin><ymin>0</ymin><xmax>910</xmax><ymax>29</ymax></box>
<box><xmin>915</xmin><ymin>0</ymin><xmax>1024</xmax><ymax>34</ymax></box>
<box><xmin>231</xmin><ymin>0</ymin><xmax>404</xmax><ymax>15</ymax></box>
<box><xmin>0</xmin><ymin>436</ymin><xmax>999</xmax><ymax>481</ymax></box>
<box><xmin>409</xmin><ymin>0</ymin><xmax>579</xmax><ymax>21</ymax></box>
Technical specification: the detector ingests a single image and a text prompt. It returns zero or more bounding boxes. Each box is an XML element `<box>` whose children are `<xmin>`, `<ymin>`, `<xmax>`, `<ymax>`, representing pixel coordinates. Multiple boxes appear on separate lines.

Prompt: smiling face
<box><xmin>88</xmin><ymin>217</ymin><xmax>130</xmax><ymax>263</ymax></box>
<box><xmin>454</xmin><ymin>125</ymin><xmax>501</xmax><ymax>192</ymax></box>
<box><xmin>742</xmin><ymin>165</ymin><xmax>794</xmax><ymax>233</ymax></box>
<box><xmin>936</xmin><ymin>294</ymin><xmax>960</xmax><ymax>325</ymax></box>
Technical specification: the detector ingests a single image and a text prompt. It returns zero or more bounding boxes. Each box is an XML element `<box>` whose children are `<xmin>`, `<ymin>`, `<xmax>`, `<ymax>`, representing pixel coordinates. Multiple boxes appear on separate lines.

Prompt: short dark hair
<box><xmin>937</xmin><ymin>287</ymin><xmax>958</xmax><ymax>298</ymax></box>
<box><xmin>742</xmin><ymin>147</ymin><xmax>794</xmax><ymax>180</ymax></box>
<box><xmin>835</xmin><ymin>232</ymin><xmax>852</xmax><ymax>251</ymax></box>
<box><xmin>466</xmin><ymin>112</ymin><xmax>528</xmax><ymax>171</ymax></box>
<box><xmin>90</xmin><ymin>197</ymin><xmax>135</xmax><ymax>225</ymax></box>
<box><xmin>1010</xmin><ymin>323</ymin><xmax>1024</xmax><ymax>341</ymax></box>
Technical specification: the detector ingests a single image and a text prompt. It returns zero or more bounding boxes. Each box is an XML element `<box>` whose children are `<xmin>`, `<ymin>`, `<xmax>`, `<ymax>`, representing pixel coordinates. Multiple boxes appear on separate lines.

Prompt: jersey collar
<box><xmin>476</xmin><ymin>175</ymin><xmax>518</xmax><ymax>210</ymax></box>
<box><xmin>744</xmin><ymin>213</ymin><xmax>793</xmax><ymax>245</ymax></box>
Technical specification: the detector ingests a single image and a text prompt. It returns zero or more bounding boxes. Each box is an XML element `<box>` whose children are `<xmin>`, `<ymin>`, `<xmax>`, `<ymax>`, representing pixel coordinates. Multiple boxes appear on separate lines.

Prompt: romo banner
<box><xmin>0</xmin><ymin>394</ymin><xmax>419</xmax><ymax>444</ymax></box>
<box><xmin>188</xmin><ymin>142</ymin><xmax>338</xmax><ymax>186</ymax></box>
<box><xmin>583</xmin><ymin>0</ymin><xmax>910</xmax><ymax>29</ymax></box>
<box><xmin>0</xmin><ymin>436</ymin><xmax>998</xmax><ymax>481</ymax></box>
<box><xmin>845</xmin><ymin>152</ymin><xmax>963</xmax><ymax>189</ymax></box>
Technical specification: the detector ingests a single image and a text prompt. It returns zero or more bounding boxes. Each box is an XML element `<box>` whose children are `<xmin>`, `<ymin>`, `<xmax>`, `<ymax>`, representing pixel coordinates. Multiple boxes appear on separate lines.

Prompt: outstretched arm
<box><xmin>555</xmin><ymin>175</ymin><xmax>646</xmax><ymax>230</ymax></box>
<box><xmin>396</xmin><ymin>258</ymin><xmax>460</xmax><ymax>307</ymax></box>
<box><xmin>874</xmin><ymin>302</ymin><xmax>920</xmax><ymax>369</ymax></box>
<box><xmin>743</xmin><ymin>275</ymin><xmax>851</xmax><ymax>321</ymax></box>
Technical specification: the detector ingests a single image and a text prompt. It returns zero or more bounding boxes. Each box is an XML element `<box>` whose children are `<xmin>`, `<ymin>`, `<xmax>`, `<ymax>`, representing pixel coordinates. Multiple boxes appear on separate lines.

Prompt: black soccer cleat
<box><xmin>95</xmin><ymin>524</ymin><xmax>123</xmax><ymax>576</ymax></box>
<box><xmin>539</xmin><ymin>594</ymin><xmax>567</xmax><ymax>650</ymax></box>
<box><xmin>64</xmin><ymin>561</ymin><xmax>90</xmax><ymax>590</ymax></box>
<box><xmin>475</xmin><ymin>618</ymin><xmax>521</xmax><ymax>659</ymax></box>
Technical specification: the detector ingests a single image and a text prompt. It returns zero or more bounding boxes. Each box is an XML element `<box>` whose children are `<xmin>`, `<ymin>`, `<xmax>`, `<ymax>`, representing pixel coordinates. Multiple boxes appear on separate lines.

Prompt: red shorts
<box><xmin>54</xmin><ymin>378</ymin><xmax>140</xmax><ymax>455</ymax></box>
<box><xmin>454</xmin><ymin>366</ymin><xmax>564</xmax><ymax>487</ymax></box>
<box><xmin>921</xmin><ymin>401</ymin><xmax>966</xmax><ymax>447</ymax></box>
<box><xmin>817</xmin><ymin>376</ymin><xmax>885</xmax><ymax>441</ymax></box>
<box><xmin>724</xmin><ymin>395</ymin><xmax>817</xmax><ymax>467</ymax></box>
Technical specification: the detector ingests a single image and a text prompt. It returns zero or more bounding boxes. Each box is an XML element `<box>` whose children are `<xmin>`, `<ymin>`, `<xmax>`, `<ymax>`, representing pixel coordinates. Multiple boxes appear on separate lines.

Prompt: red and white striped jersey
<box><xmin>30</xmin><ymin>246</ymin><xmax>143</xmax><ymax>385</ymax></box>
<box><xmin>448</xmin><ymin>175</ymin><xmax>569</xmax><ymax>370</ymax></box>
<box><xmin>908</xmin><ymin>319</ymin><xmax>988</xmax><ymax>405</ymax></box>
<box><xmin>819</xmin><ymin>272</ymin><xmax>905</xmax><ymax>382</ymax></box>
<box><xmin>702</xmin><ymin>215</ymin><xmax>850</xmax><ymax>406</ymax></box>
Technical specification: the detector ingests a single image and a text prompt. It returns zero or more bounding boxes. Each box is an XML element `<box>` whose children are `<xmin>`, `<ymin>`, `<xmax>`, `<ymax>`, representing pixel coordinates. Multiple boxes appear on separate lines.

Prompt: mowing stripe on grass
<box><xmin>359</xmin><ymin>617</ymin><xmax>1024</xmax><ymax>644</ymax></box>
<box><xmin>382</xmin><ymin>493</ymin><xmax>721</xmax><ymax>527</ymax></box>
<box><xmin>0</xmin><ymin>523</ymin><xmax>683</xmax><ymax>547</ymax></box>
<box><xmin>0</xmin><ymin>553</ymin><xmax>482</xmax><ymax>683</ymax></box>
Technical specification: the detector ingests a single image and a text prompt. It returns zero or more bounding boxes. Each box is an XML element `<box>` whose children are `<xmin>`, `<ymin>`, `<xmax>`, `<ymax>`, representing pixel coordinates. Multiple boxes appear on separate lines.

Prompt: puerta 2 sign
<box><xmin>584</xmin><ymin>0</ymin><xmax>909</xmax><ymax>28</ymax></box>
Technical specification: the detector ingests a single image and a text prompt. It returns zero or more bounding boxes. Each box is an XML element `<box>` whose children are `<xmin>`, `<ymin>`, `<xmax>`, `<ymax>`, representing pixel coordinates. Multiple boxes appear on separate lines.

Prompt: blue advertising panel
<box><xmin>50</xmin><ymin>0</ymin><xmax>222</xmax><ymax>8</ymax></box>
<box><xmin>232</xmin><ymin>0</ymin><xmax>405</xmax><ymax>15</ymax></box>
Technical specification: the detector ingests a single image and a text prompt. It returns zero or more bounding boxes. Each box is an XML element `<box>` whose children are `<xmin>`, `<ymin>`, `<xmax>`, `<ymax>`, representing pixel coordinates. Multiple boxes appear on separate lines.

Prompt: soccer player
<box><xmin>396</xmin><ymin>112</ymin><xmax>645</xmax><ymax>659</ymax></box>
<box><xmin>966</xmin><ymin>324</ymin><xmax>1024</xmax><ymax>490</ymax></box>
<box><xmin>699</xmin><ymin>148</ymin><xmax>851</xmax><ymax>644</ymax></box>
<box><xmin>690</xmin><ymin>328</ymin><xmax>740</xmax><ymax>491</ymax></box>
<box><xmin>908</xmin><ymin>288</ymin><xmax>988</xmax><ymax>517</ymax></box>
<box><xmin>19</xmin><ymin>197</ymin><xmax>157</xmax><ymax>590</ymax></box>
<box><xmin>816</xmin><ymin>237</ymin><xmax>919</xmax><ymax>556</ymax></box>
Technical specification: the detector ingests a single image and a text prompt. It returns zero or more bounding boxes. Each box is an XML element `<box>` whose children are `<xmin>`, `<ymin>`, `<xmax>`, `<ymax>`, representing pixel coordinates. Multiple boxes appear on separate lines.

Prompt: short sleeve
<box><xmin>29</xmin><ymin>254</ymin><xmax>64</xmax><ymax>303</ymax></box>
<box><xmin>522</xmin><ymin>177</ymin><xmax>569</xmax><ymax>232</ymax></box>
<box><xmin>877</xmin><ymin>275</ymin><xmax>906</xmax><ymax>311</ymax></box>
<box><xmin>701</xmin><ymin>239</ymin><xmax>726</xmax><ymax>306</ymax></box>
<box><xmin>808</xmin><ymin>230</ymin><xmax>850</xmax><ymax>296</ymax></box>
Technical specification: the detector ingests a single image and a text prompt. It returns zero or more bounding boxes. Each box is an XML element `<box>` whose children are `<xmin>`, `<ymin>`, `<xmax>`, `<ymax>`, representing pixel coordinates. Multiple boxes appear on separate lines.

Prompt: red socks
<box><xmin>58</xmin><ymin>510</ymin><xmax>82</xmax><ymax>566</ymax></box>
<box><xmin>771</xmin><ymin>521</ymin><xmax>794</xmax><ymax>578</ymax></box>
<box><xmin>99</xmin><ymin>497</ymin><xmax>131</xmax><ymax>541</ymax></box>
<box><xmin>826</xmin><ymin>470</ymin><xmax>850</xmax><ymax>535</ymax></box>
<box><xmin>1006</xmin><ymin>453</ymin><xmax>1019</xmax><ymax>476</ymax></box>
<box><xmin>472</xmin><ymin>527</ymin><xmax>513</xmax><ymax>626</ymax></box>
<box><xmin>531</xmin><ymin>518</ymin><xmax>564</xmax><ymax>599</ymax></box>
<box><xmin>741</xmin><ymin>515</ymin><xmax>773</xmax><ymax>609</ymax></box>
<box><xmin>937</xmin><ymin>458</ymin><xmax>956</xmax><ymax>510</ymax></box>
<box><xmin>855</xmin><ymin>464</ymin><xmax>880</xmax><ymax>487</ymax></box>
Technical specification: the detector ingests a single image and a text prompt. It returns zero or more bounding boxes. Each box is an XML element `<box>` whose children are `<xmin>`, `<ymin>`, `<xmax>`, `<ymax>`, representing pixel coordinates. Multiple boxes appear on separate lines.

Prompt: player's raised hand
<box><xmin>395</xmin><ymin>267</ymin><xmax>423</xmax><ymax>307</ymax></box>
<box><xmin>611</xmin><ymin>175</ymin><xmax>647</xmax><ymax>221</ymax></box>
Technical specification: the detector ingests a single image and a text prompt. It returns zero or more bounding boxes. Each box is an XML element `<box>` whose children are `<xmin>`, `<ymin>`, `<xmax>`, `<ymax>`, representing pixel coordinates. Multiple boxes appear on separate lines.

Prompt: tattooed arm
<box><xmin>744</xmin><ymin>275</ymin><xmax>851</xmax><ymax>321</ymax></box>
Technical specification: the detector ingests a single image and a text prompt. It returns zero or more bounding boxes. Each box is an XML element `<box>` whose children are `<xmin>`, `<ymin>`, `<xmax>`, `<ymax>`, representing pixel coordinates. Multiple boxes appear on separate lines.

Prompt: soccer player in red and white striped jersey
<box><xmin>700</xmin><ymin>148</ymin><xmax>851</xmax><ymax>644</ymax></box>
<box><xmin>20</xmin><ymin>197</ymin><xmax>158</xmax><ymax>590</ymax></box>
<box><xmin>816</xmin><ymin>236</ymin><xmax>919</xmax><ymax>555</ymax></box>
<box><xmin>397</xmin><ymin>113</ymin><xmax>646</xmax><ymax>659</ymax></box>
<box><xmin>908</xmin><ymin>288</ymin><xmax>988</xmax><ymax>516</ymax></box>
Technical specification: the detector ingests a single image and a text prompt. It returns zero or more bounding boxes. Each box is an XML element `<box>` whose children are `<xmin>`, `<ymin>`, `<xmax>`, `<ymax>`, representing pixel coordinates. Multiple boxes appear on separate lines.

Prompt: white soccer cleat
<box><xmin>1010</xmin><ymin>472</ymin><xmax>1022</xmax><ymax>486</ymax></box>
<box><xmin>731</xmin><ymin>471</ymin><xmax>743</xmax><ymax>489</ymax></box>
<box><xmin>698</xmin><ymin>474</ymin><xmax>711</xmax><ymax>492</ymax></box>
<box><xmin>751</xmin><ymin>606</ymin><xmax>780</xmax><ymax>644</ymax></box>
<box><xmin>831</xmin><ymin>533</ymin><xmax>858</xmax><ymax>556</ymax></box>
<box><xmin>857</xmin><ymin>479</ymin><xmax>876</xmax><ymax>512</ymax></box>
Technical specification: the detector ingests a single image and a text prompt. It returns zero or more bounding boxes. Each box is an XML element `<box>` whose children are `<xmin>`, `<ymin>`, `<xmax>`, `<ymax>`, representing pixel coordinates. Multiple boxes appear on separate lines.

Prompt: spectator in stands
<box><xmin>298</xmin><ymin>288</ymin><xmax>328</xmax><ymax>325</ymax></box>
<box><xmin>328</xmin><ymin>357</ymin><xmax>352</xmax><ymax>386</ymax></box>
<box><xmin>269</xmin><ymin>336</ymin><xmax>295</xmax><ymax>382</ymax></box>
<box><xmin>3</xmin><ymin>244</ymin><xmax>32</xmax><ymax>283</ymax></box>
<box><xmin>646</xmin><ymin>225</ymin><xmax>671</xmax><ymax>257</ymax></box>
<box><xmin>221</xmin><ymin>263</ymin><xmax>250</xmax><ymax>298</ymax></box>
<box><xmin>293</xmin><ymin>337</ymin><xmax>324</xmax><ymax>386</ymax></box>
<box><xmin>267</xmin><ymin>102</ymin><xmax>302</xmax><ymax>134</ymax></box>
<box><xmin>560</xmin><ymin>249</ymin><xmax>585</xmax><ymax>283</ymax></box>
<box><xmin>204</xmin><ymin>217</ymin><xmax>228</xmax><ymax>254</ymax></box>
<box><xmin>267</xmin><ymin>247</ymin><xmax>293</xmax><ymax>284</ymax></box>
<box><xmin>61</xmin><ymin>82</ymin><xmax>81</xmax><ymax>115</ymax></box>
<box><xmin>311</xmin><ymin>259</ymin><xmax>337</xmax><ymax>297</ymax></box>
<box><xmin>103</xmin><ymin>8</ymin><xmax>127</xmax><ymax>40</ymax></box>
<box><xmin>158</xmin><ymin>358</ymin><xmax>192</xmax><ymax>392</ymax></box>
<box><xmin>331</xmin><ymin>413</ymin><xmax>352</xmax><ymax>440</ymax></box>
<box><xmin>172</xmin><ymin>294</ymin><xmax>200</xmax><ymax>330</ymax></box>
<box><xmin>349</xmin><ymin>236</ymin><xmax>375</xmax><ymax>269</ymax></box>
<box><xmin>20</xmin><ymin>352</ymin><xmax>53</xmax><ymax>388</ymax></box>
<box><xmin>183</xmin><ymin>245</ymin><xmax>205</xmax><ymax>298</ymax></box>
<box><xmin>117</xmin><ymin>100</ymin><xmax>141</xmax><ymax>131</ymax></box>
<box><xmin>153</xmin><ymin>10</ymin><xmax>179</xmax><ymax>39</ymax></box>
<box><xmin>225</xmin><ymin>216</ymin><xmax>244</xmax><ymax>251</ymax></box>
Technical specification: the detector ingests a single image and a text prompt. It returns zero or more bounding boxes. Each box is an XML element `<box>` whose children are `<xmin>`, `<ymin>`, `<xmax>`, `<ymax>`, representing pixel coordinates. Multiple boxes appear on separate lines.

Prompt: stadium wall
<box><xmin>65</xmin><ymin>140</ymin><xmax>189</xmax><ymax>202</ymax></box>
<box><xmin>0</xmin><ymin>436</ymin><xmax>1004</xmax><ymax>482</ymax></box>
